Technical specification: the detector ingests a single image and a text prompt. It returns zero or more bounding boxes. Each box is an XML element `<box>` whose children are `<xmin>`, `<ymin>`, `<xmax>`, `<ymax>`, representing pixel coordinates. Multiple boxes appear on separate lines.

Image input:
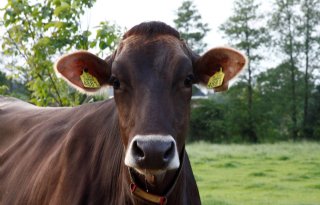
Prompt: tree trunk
<box><xmin>245</xmin><ymin>27</ymin><xmax>257</xmax><ymax>143</ymax></box>
<box><xmin>286</xmin><ymin>4</ymin><xmax>298</xmax><ymax>141</ymax></box>
<box><xmin>303</xmin><ymin>2</ymin><xmax>311</xmax><ymax>138</ymax></box>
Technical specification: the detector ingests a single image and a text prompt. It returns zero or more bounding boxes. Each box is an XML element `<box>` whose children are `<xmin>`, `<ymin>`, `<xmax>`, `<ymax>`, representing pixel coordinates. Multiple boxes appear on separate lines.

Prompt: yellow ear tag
<box><xmin>207</xmin><ymin>67</ymin><xmax>225</xmax><ymax>89</ymax></box>
<box><xmin>80</xmin><ymin>70</ymin><xmax>100</xmax><ymax>88</ymax></box>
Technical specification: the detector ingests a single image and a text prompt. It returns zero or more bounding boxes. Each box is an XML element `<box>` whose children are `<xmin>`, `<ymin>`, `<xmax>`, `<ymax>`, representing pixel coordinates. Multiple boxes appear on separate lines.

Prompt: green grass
<box><xmin>186</xmin><ymin>142</ymin><xmax>320</xmax><ymax>205</ymax></box>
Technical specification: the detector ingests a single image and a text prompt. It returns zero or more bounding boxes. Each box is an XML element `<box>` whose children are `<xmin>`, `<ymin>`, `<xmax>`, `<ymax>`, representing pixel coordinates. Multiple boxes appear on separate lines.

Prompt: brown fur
<box><xmin>1</xmin><ymin>22</ymin><xmax>247</xmax><ymax>205</ymax></box>
<box><xmin>122</xmin><ymin>21</ymin><xmax>180</xmax><ymax>40</ymax></box>
<box><xmin>0</xmin><ymin>96</ymin><xmax>199</xmax><ymax>205</ymax></box>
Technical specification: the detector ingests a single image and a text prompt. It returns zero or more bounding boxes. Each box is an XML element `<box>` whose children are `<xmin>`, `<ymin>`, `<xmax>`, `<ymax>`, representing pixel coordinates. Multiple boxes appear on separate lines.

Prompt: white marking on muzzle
<box><xmin>124</xmin><ymin>135</ymin><xmax>180</xmax><ymax>170</ymax></box>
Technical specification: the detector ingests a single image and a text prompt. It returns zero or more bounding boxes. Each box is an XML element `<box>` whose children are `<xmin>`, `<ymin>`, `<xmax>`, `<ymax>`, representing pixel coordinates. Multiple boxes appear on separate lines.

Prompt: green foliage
<box><xmin>187</xmin><ymin>142</ymin><xmax>320</xmax><ymax>205</ymax></box>
<box><xmin>188</xmin><ymin>61</ymin><xmax>315</xmax><ymax>143</ymax></box>
<box><xmin>307</xmin><ymin>85</ymin><xmax>320</xmax><ymax>140</ymax></box>
<box><xmin>174</xmin><ymin>0</ymin><xmax>210</xmax><ymax>53</ymax></box>
<box><xmin>298</xmin><ymin>0</ymin><xmax>320</xmax><ymax>137</ymax></box>
<box><xmin>190</xmin><ymin>98</ymin><xmax>228</xmax><ymax>142</ymax></box>
<box><xmin>223</xmin><ymin>82</ymin><xmax>256</xmax><ymax>142</ymax></box>
<box><xmin>255</xmin><ymin>62</ymin><xmax>306</xmax><ymax>141</ymax></box>
<box><xmin>0</xmin><ymin>0</ymin><xmax>120</xmax><ymax>106</ymax></box>
<box><xmin>0</xmin><ymin>84</ymin><xmax>9</xmax><ymax>95</ymax></box>
<box><xmin>190</xmin><ymin>86</ymin><xmax>256</xmax><ymax>143</ymax></box>
<box><xmin>205</xmin><ymin>0</ymin><xmax>320</xmax><ymax>142</ymax></box>
<box><xmin>299</xmin><ymin>0</ymin><xmax>320</xmax><ymax>63</ymax></box>
<box><xmin>269</xmin><ymin>0</ymin><xmax>302</xmax><ymax>54</ymax></box>
<box><xmin>220</xmin><ymin>0</ymin><xmax>269</xmax><ymax>143</ymax></box>
<box><xmin>269</xmin><ymin>0</ymin><xmax>301</xmax><ymax>140</ymax></box>
<box><xmin>267</xmin><ymin>0</ymin><xmax>320</xmax><ymax>140</ymax></box>
<box><xmin>0</xmin><ymin>71</ymin><xmax>8</xmax><ymax>95</ymax></box>
<box><xmin>220</xmin><ymin>0</ymin><xmax>269</xmax><ymax>63</ymax></box>
<box><xmin>0</xmin><ymin>70</ymin><xmax>29</xmax><ymax>99</ymax></box>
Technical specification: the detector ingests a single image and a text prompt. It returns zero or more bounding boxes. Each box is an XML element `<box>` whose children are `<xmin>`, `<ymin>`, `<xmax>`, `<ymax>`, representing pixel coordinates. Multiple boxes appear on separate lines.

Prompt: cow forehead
<box><xmin>117</xmin><ymin>35</ymin><xmax>186</xmax><ymax>58</ymax></box>
<box><xmin>113</xmin><ymin>35</ymin><xmax>192</xmax><ymax>78</ymax></box>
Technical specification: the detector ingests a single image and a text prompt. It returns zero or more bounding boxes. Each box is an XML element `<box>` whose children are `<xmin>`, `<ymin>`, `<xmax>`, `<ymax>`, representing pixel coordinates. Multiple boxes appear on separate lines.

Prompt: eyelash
<box><xmin>109</xmin><ymin>76</ymin><xmax>120</xmax><ymax>89</ymax></box>
<box><xmin>184</xmin><ymin>74</ymin><xmax>194</xmax><ymax>88</ymax></box>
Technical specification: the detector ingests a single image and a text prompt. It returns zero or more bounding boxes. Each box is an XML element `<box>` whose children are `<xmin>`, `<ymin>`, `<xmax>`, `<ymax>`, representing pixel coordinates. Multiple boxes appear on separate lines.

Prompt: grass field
<box><xmin>186</xmin><ymin>142</ymin><xmax>320</xmax><ymax>205</ymax></box>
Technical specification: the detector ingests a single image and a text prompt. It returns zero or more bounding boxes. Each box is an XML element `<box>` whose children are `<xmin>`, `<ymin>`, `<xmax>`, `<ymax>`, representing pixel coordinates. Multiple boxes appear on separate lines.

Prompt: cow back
<box><xmin>0</xmin><ymin>97</ymin><xmax>126</xmax><ymax>205</ymax></box>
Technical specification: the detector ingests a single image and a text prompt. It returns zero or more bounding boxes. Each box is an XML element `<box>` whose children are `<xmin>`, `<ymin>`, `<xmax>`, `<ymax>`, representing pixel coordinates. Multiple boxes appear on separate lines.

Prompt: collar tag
<box><xmin>130</xmin><ymin>183</ymin><xmax>167</xmax><ymax>205</ymax></box>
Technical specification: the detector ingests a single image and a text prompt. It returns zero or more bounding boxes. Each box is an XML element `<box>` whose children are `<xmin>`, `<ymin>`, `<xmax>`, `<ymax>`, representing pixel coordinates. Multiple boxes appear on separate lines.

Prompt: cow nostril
<box><xmin>132</xmin><ymin>140</ymin><xmax>144</xmax><ymax>159</ymax></box>
<box><xmin>163</xmin><ymin>141</ymin><xmax>174</xmax><ymax>161</ymax></box>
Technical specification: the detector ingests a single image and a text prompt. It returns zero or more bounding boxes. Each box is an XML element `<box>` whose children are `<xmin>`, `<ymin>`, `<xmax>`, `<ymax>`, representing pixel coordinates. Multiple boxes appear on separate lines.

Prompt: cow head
<box><xmin>55</xmin><ymin>22</ymin><xmax>246</xmax><ymax>188</ymax></box>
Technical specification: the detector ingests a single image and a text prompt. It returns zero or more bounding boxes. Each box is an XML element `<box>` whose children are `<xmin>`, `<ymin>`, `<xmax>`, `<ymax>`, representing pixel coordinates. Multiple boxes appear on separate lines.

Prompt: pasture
<box><xmin>187</xmin><ymin>142</ymin><xmax>320</xmax><ymax>205</ymax></box>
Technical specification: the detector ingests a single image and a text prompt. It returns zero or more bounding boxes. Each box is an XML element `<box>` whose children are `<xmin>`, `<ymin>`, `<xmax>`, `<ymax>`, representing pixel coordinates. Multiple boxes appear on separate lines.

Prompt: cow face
<box><xmin>113</xmin><ymin>35</ymin><xmax>193</xmax><ymax>174</ymax></box>
<box><xmin>55</xmin><ymin>22</ymin><xmax>247</xmax><ymax>177</ymax></box>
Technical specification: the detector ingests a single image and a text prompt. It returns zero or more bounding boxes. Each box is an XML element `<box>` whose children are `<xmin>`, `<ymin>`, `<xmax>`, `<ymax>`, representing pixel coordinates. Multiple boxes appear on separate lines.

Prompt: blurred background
<box><xmin>0</xmin><ymin>0</ymin><xmax>319</xmax><ymax>204</ymax></box>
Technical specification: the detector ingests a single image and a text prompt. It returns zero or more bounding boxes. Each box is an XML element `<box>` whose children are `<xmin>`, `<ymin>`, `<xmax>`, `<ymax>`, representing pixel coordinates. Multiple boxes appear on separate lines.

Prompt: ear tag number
<box><xmin>207</xmin><ymin>67</ymin><xmax>225</xmax><ymax>89</ymax></box>
<box><xmin>80</xmin><ymin>69</ymin><xmax>100</xmax><ymax>88</ymax></box>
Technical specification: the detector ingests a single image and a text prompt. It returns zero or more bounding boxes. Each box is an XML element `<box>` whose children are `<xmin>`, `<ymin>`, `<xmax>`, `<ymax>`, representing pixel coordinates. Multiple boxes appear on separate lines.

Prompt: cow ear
<box><xmin>194</xmin><ymin>47</ymin><xmax>247</xmax><ymax>92</ymax></box>
<box><xmin>54</xmin><ymin>51</ymin><xmax>111</xmax><ymax>93</ymax></box>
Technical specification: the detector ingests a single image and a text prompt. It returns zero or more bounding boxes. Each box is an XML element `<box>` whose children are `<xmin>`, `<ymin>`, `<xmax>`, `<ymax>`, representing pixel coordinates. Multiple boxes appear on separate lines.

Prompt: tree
<box><xmin>174</xmin><ymin>0</ymin><xmax>210</xmax><ymax>53</ymax></box>
<box><xmin>308</xmin><ymin>85</ymin><xmax>320</xmax><ymax>140</ymax></box>
<box><xmin>0</xmin><ymin>70</ymin><xmax>29</xmax><ymax>99</ymax></box>
<box><xmin>0</xmin><ymin>71</ymin><xmax>9</xmax><ymax>95</ymax></box>
<box><xmin>269</xmin><ymin>0</ymin><xmax>301</xmax><ymax>140</ymax></box>
<box><xmin>299</xmin><ymin>0</ymin><xmax>320</xmax><ymax>137</ymax></box>
<box><xmin>220</xmin><ymin>0</ymin><xmax>268</xmax><ymax>142</ymax></box>
<box><xmin>255</xmin><ymin>62</ymin><xmax>305</xmax><ymax>141</ymax></box>
<box><xmin>190</xmin><ymin>98</ymin><xmax>228</xmax><ymax>142</ymax></box>
<box><xmin>1</xmin><ymin>0</ymin><xmax>120</xmax><ymax>106</ymax></box>
<box><xmin>224</xmin><ymin>82</ymin><xmax>255</xmax><ymax>142</ymax></box>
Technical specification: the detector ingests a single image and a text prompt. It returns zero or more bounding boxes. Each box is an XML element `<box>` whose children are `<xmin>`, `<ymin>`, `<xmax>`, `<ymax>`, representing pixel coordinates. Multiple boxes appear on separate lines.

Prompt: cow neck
<box><xmin>128</xmin><ymin>147</ymin><xmax>185</xmax><ymax>205</ymax></box>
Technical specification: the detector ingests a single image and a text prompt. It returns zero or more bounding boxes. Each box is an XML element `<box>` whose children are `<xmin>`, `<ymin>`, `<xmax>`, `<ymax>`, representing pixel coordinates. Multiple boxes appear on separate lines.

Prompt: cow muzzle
<box><xmin>125</xmin><ymin>135</ymin><xmax>180</xmax><ymax>174</ymax></box>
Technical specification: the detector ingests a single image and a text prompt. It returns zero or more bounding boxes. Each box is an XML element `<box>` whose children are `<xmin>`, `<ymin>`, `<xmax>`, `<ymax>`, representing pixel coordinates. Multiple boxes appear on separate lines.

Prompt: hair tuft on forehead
<box><xmin>123</xmin><ymin>21</ymin><xmax>180</xmax><ymax>40</ymax></box>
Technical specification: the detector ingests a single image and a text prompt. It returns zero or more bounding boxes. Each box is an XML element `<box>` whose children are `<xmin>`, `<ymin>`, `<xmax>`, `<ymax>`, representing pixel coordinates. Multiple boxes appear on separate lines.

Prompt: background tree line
<box><xmin>188</xmin><ymin>0</ymin><xmax>320</xmax><ymax>142</ymax></box>
<box><xmin>1</xmin><ymin>0</ymin><xmax>320</xmax><ymax>143</ymax></box>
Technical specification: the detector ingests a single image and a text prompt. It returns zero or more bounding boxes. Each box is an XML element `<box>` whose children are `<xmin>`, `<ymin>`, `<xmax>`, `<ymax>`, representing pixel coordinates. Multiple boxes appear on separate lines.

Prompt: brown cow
<box><xmin>0</xmin><ymin>22</ymin><xmax>246</xmax><ymax>205</ymax></box>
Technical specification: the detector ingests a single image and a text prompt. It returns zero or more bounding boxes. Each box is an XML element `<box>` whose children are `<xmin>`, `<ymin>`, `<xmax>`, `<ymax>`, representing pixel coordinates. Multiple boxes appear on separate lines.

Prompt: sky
<box><xmin>0</xmin><ymin>0</ymin><xmax>237</xmax><ymax>74</ymax></box>
<box><xmin>81</xmin><ymin>0</ymin><xmax>235</xmax><ymax>49</ymax></box>
<box><xmin>0</xmin><ymin>0</ymin><xmax>280</xmax><ymax>70</ymax></box>
<box><xmin>0</xmin><ymin>0</ymin><xmax>236</xmax><ymax>49</ymax></box>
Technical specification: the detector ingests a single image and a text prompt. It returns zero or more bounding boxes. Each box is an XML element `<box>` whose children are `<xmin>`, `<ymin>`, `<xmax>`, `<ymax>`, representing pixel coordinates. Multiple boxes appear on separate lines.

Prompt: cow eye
<box><xmin>184</xmin><ymin>74</ymin><xmax>194</xmax><ymax>88</ymax></box>
<box><xmin>110</xmin><ymin>76</ymin><xmax>120</xmax><ymax>89</ymax></box>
